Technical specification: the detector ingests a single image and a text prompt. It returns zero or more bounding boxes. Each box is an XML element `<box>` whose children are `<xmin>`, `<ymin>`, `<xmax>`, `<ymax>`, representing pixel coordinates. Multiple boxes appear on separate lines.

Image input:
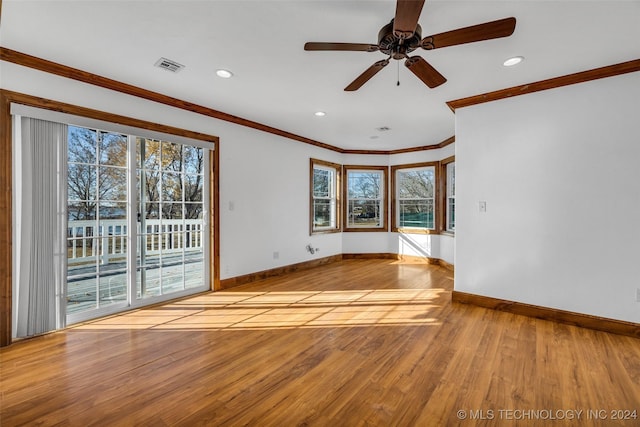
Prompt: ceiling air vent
<box><xmin>154</xmin><ymin>57</ymin><xmax>185</xmax><ymax>73</ymax></box>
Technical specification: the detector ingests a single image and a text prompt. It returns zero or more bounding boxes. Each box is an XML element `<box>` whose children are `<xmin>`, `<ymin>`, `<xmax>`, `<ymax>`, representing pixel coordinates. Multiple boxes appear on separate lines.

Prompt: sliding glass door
<box><xmin>66</xmin><ymin>126</ymin><xmax>209</xmax><ymax>323</ymax></box>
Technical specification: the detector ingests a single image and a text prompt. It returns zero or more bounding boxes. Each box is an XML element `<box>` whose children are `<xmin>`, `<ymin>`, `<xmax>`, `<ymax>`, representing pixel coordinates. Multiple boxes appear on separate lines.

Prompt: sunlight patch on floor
<box><xmin>71</xmin><ymin>288</ymin><xmax>447</xmax><ymax>331</ymax></box>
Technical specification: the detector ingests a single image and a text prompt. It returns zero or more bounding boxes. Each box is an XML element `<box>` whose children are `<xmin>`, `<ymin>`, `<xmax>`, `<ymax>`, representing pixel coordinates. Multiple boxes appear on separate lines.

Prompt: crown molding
<box><xmin>447</xmin><ymin>58</ymin><xmax>640</xmax><ymax>112</ymax></box>
<box><xmin>0</xmin><ymin>46</ymin><xmax>448</xmax><ymax>154</ymax></box>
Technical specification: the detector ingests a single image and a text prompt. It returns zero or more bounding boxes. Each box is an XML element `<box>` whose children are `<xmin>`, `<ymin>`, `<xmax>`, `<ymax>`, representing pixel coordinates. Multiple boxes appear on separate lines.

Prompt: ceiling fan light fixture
<box><xmin>216</xmin><ymin>69</ymin><xmax>233</xmax><ymax>78</ymax></box>
<box><xmin>503</xmin><ymin>56</ymin><xmax>524</xmax><ymax>67</ymax></box>
<box><xmin>314</xmin><ymin>111</ymin><xmax>326</xmax><ymax>117</ymax></box>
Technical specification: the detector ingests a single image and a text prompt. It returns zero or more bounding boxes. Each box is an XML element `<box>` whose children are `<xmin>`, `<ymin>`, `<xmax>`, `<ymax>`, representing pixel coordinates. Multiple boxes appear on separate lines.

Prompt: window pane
<box><xmin>140</xmin><ymin>170</ymin><xmax>161</xmax><ymax>202</ymax></box>
<box><xmin>399</xmin><ymin>199</ymin><xmax>434</xmax><ymax>229</ymax></box>
<box><xmin>348</xmin><ymin>172</ymin><xmax>381</xmax><ymax>199</ymax></box>
<box><xmin>99</xmin><ymin>202</ymin><xmax>127</xmax><ymax>220</ymax></box>
<box><xmin>99</xmin><ymin>132</ymin><xmax>127</xmax><ymax>167</ymax></box>
<box><xmin>68</xmin><ymin>202</ymin><xmax>96</xmax><ymax>221</ymax></box>
<box><xmin>143</xmin><ymin>202</ymin><xmax>160</xmax><ymax>220</ymax></box>
<box><xmin>313</xmin><ymin>199</ymin><xmax>333</xmax><ymax>228</ymax></box>
<box><xmin>99</xmin><ymin>166</ymin><xmax>127</xmax><ymax>201</ymax></box>
<box><xmin>185</xmin><ymin>203</ymin><xmax>203</xmax><ymax>219</ymax></box>
<box><xmin>398</xmin><ymin>169</ymin><xmax>434</xmax><ymax>198</ymax></box>
<box><xmin>348</xmin><ymin>199</ymin><xmax>381</xmax><ymax>227</ymax></box>
<box><xmin>67</xmin><ymin>164</ymin><xmax>96</xmax><ymax>201</ymax></box>
<box><xmin>98</xmin><ymin>272</ymin><xmax>127</xmax><ymax>305</ymax></box>
<box><xmin>162</xmin><ymin>203</ymin><xmax>183</xmax><ymax>220</ymax></box>
<box><xmin>162</xmin><ymin>141</ymin><xmax>183</xmax><ymax>171</ymax></box>
<box><xmin>448</xmin><ymin>198</ymin><xmax>455</xmax><ymax>231</ymax></box>
<box><xmin>140</xmin><ymin>138</ymin><xmax>161</xmax><ymax>170</ymax></box>
<box><xmin>184</xmin><ymin>145</ymin><xmax>203</xmax><ymax>175</ymax></box>
<box><xmin>184</xmin><ymin>174</ymin><xmax>203</xmax><ymax>202</ymax></box>
<box><xmin>68</xmin><ymin>126</ymin><xmax>96</xmax><ymax>164</ymax></box>
<box><xmin>313</xmin><ymin>168</ymin><xmax>330</xmax><ymax>198</ymax></box>
<box><xmin>447</xmin><ymin>163</ymin><xmax>455</xmax><ymax>197</ymax></box>
<box><xmin>162</xmin><ymin>172</ymin><xmax>183</xmax><ymax>201</ymax></box>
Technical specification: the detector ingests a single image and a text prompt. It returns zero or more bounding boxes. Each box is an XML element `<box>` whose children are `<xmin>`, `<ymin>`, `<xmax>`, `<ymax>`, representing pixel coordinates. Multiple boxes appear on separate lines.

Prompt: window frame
<box><xmin>342</xmin><ymin>165</ymin><xmax>388</xmax><ymax>232</ymax></box>
<box><xmin>391</xmin><ymin>162</ymin><xmax>440</xmax><ymax>234</ymax></box>
<box><xmin>440</xmin><ymin>155</ymin><xmax>455</xmax><ymax>235</ymax></box>
<box><xmin>309</xmin><ymin>158</ymin><xmax>341</xmax><ymax>235</ymax></box>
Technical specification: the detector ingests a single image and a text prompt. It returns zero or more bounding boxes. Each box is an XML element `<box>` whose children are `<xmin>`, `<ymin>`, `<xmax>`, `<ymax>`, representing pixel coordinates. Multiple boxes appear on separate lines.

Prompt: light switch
<box><xmin>479</xmin><ymin>201</ymin><xmax>487</xmax><ymax>213</ymax></box>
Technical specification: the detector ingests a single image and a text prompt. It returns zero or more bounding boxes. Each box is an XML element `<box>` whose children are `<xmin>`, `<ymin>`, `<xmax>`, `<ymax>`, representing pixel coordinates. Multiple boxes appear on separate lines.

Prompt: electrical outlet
<box><xmin>273</xmin><ymin>251</ymin><xmax>279</xmax><ymax>260</ymax></box>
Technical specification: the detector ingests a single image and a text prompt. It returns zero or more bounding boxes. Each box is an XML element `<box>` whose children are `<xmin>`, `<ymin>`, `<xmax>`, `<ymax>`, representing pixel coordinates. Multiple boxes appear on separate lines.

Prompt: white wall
<box><xmin>1</xmin><ymin>60</ymin><xmax>455</xmax><ymax>283</ymax></box>
<box><xmin>220</xmin><ymin>126</ymin><xmax>344</xmax><ymax>278</ymax></box>
<box><xmin>455</xmin><ymin>72</ymin><xmax>640</xmax><ymax>323</ymax></box>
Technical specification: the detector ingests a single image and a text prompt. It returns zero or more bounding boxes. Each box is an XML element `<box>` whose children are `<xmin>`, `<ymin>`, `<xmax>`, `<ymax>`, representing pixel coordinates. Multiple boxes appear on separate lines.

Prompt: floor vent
<box><xmin>154</xmin><ymin>57</ymin><xmax>185</xmax><ymax>73</ymax></box>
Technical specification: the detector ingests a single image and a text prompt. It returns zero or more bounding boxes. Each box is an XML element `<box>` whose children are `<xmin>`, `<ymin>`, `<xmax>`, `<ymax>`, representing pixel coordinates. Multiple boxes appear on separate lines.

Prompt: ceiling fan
<box><xmin>304</xmin><ymin>0</ymin><xmax>516</xmax><ymax>91</ymax></box>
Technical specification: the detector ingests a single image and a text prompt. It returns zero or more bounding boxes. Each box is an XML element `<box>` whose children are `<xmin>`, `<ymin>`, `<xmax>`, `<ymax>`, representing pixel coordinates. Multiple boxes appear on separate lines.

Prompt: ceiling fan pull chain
<box><xmin>397</xmin><ymin>60</ymin><xmax>400</xmax><ymax>86</ymax></box>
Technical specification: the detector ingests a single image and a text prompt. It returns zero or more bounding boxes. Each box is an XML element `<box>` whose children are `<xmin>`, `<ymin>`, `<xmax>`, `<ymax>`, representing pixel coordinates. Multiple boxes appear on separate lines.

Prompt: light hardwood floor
<box><xmin>1</xmin><ymin>259</ymin><xmax>639</xmax><ymax>426</ymax></box>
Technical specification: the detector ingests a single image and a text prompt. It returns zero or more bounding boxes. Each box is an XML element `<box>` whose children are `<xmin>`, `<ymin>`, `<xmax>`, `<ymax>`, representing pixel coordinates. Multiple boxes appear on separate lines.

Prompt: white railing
<box><xmin>67</xmin><ymin>219</ymin><xmax>204</xmax><ymax>265</ymax></box>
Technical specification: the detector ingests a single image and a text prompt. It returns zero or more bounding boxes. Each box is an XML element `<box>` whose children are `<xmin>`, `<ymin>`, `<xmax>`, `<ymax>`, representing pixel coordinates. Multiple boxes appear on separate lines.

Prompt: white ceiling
<box><xmin>1</xmin><ymin>1</ymin><xmax>639</xmax><ymax>151</ymax></box>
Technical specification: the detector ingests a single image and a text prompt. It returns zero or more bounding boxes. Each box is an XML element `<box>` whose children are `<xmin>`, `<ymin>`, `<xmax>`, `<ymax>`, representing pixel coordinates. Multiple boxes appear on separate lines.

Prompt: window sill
<box><xmin>311</xmin><ymin>228</ymin><xmax>341</xmax><ymax>236</ymax></box>
<box><xmin>393</xmin><ymin>227</ymin><xmax>439</xmax><ymax>235</ymax></box>
<box><xmin>343</xmin><ymin>227</ymin><xmax>389</xmax><ymax>233</ymax></box>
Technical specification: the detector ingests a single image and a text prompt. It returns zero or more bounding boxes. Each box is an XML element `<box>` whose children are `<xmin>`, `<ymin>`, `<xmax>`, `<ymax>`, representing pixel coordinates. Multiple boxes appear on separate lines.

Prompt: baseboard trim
<box><xmin>220</xmin><ymin>255</ymin><xmax>343</xmax><ymax>289</ymax></box>
<box><xmin>452</xmin><ymin>291</ymin><xmax>640</xmax><ymax>338</ymax></box>
<box><xmin>220</xmin><ymin>254</ymin><xmax>454</xmax><ymax>290</ymax></box>
<box><xmin>342</xmin><ymin>253</ymin><xmax>453</xmax><ymax>270</ymax></box>
<box><xmin>342</xmin><ymin>253</ymin><xmax>397</xmax><ymax>260</ymax></box>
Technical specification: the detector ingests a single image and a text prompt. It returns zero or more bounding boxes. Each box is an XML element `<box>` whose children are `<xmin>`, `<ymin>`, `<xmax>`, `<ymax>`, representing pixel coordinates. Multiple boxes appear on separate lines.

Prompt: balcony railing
<box><xmin>67</xmin><ymin>219</ymin><xmax>204</xmax><ymax>266</ymax></box>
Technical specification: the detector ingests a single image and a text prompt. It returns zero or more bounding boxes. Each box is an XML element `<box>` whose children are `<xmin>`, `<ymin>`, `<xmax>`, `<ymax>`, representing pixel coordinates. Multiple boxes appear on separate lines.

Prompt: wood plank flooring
<box><xmin>1</xmin><ymin>259</ymin><xmax>639</xmax><ymax>426</ymax></box>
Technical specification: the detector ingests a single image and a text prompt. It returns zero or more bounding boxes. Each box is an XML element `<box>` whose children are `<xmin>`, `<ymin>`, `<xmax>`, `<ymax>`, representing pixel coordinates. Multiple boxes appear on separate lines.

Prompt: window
<box><xmin>391</xmin><ymin>163</ymin><xmax>437</xmax><ymax>232</ymax></box>
<box><xmin>344</xmin><ymin>166</ymin><xmax>388</xmax><ymax>231</ymax></box>
<box><xmin>446</xmin><ymin>161</ymin><xmax>455</xmax><ymax>232</ymax></box>
<box><xmin>310</xmin><ymin>159</ymin><xmax>341</xmax><ymax>234</ymax></box>
<box><xmin>440</xmin><ymin>156</ymin><xmax>455</xmax><ymax>233</ymax></box>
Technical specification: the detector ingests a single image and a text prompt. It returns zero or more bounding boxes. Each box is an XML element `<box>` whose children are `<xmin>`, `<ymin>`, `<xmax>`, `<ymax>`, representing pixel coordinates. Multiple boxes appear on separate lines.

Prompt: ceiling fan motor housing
<box><xmin>378</xmin><ymin>20</ymin><xmax>422</xmax><ymax>59</ymax></box>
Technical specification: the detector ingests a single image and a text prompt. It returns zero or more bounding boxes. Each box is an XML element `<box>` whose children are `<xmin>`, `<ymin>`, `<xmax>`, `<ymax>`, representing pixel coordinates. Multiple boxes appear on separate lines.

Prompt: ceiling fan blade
<box><xmin>393</xmin><ymin>0</ymin><xmax>426</xmax><ymax>39</ymax></box>
<box><xmin>344</xmin><ymin>59</ymin><xmax>390</xmax><ymax>91</ymax></box>
<box><xmin>421</xmin><ymin>17</ymin><xmax>516</xmax><ymax>50</ymax></box>
<box><xmin>304</xmin><ymin>42</ymin><xmax>379</xmax><ymax>52</ymax></box>
<box><xmin>405</xmin><ymin>56</ymin><xmax>446</xmax><ymax>88</ymax></box>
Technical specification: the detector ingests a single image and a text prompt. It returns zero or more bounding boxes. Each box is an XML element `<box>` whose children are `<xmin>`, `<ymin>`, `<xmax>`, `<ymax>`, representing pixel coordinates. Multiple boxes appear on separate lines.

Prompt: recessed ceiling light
<box><xmin>503</xmin><ymin>56</ymin><xmax>524</xmax><ymax>67</ymax></box>
<box><xmin>216</xmin><ymin>69</ymin><xmax>233</xmax><ymax>78</ymax></box>
<box><xmin>314</xmin><ymin>111</ymin><xmax>326</xmax><ymax>117</ymax></box>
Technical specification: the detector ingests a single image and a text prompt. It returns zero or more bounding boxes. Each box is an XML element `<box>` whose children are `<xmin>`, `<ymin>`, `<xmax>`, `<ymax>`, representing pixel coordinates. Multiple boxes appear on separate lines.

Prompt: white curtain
<box><xmin>14</xmin><ymin>117</ymin><xmax>67</xmax><ymax>338</ymax></box>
